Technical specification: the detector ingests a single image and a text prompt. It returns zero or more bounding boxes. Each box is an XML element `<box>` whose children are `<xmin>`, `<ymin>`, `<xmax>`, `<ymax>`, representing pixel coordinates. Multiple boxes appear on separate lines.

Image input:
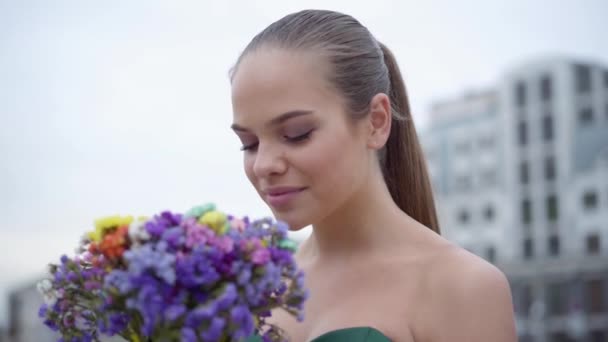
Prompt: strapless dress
<box><xmin>245</xmin><ymin>326</ymin><xmax>390</xmax><ymax>341</ymax></box>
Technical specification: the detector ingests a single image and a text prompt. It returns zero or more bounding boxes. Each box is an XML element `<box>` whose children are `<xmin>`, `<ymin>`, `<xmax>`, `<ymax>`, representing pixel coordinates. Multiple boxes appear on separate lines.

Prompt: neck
<box><xmin>302</xmin><ymin>167</ymin><xmax>413</xmax><ymax>264</ymax></box>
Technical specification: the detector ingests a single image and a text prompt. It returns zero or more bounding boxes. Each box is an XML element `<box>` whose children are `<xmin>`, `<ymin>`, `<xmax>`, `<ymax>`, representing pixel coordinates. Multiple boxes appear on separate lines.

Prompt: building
<box><xmin>422</xmin><ymin>89</ymin><xmax>514</xmax><ymax>263</ymax></box>
<box><xmin>7</xmin><ymin>278</ymin><xmax>126</xmax><ymax>342</ymax></box>
<box><xmin>421</xmin><ymin>57</ymin><xmax>608</xmax><ymax>341</ymax></box>
<box><xmin>7</xmin><ymin>279</ymin><xmax>58</xmax><ymax>342</ymax></box>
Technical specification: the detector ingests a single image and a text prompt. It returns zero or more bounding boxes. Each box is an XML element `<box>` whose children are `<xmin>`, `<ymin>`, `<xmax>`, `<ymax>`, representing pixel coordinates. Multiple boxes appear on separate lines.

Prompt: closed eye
<box><xmin>240</xmin><ymin>142</ymin><xmax>259</xmax><ymax>151</ymax></box>
<box><xmin>285</xmin><ymin>130</ymin><xmax>313</xmax><ymax>143</ymax></box>
<box><xmin>240</xmin><ymin>130</ymin><xmax>313</xmax><ymax>152</ymax></box>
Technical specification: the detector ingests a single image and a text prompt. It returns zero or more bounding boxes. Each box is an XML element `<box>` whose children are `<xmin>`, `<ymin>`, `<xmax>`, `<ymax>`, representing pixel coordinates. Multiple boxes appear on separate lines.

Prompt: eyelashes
<box><xmin>286</xmin><ymin>130</ymin><xmax>312</xmax><ymax>143</ymax></box>
<box><xmin>240</xmin><ymin>143</ymin><xmax>258</xmax><ymax>151</ymax></box>
<box><xmin>240</xmin><ymin>130</ymin><xmax>313</xmax><ymax>152</ymax></box>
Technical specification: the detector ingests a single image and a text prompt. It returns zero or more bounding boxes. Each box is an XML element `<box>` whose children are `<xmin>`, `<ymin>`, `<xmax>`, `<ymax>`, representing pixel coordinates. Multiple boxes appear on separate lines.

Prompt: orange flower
<box><xmin>99</xmin><ymin>225</ymin><xmax>130</xmax><ymax>260</ymax></box>
<box><xmin>88</xmin><ymin>242</ymin><xmax>99</xmax><ymax>254</ymax></box>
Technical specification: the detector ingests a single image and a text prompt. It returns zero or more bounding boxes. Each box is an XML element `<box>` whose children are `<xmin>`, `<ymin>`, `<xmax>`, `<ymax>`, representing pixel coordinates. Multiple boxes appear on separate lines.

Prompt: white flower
<box><xmin>37</xmin><ymin>279</ymin><xmax>58</xmax><ymax>306</ymax></box>
<box><xmin>128</xmin><ymin>219</ymin><xmax>150</xmax><ymax>244</ymax></box>
<box><xmin>37</xmin><ymin>279</ymin><xmax>52</xmax><ymax>293</ymax></box>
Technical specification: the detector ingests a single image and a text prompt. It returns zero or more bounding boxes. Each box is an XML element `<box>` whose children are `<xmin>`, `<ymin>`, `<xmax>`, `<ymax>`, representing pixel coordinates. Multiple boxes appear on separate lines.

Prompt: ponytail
<box><xmin>379</xmin><ymin>43</ymin><xmax>440</xmax><ymax>234</ymax></box>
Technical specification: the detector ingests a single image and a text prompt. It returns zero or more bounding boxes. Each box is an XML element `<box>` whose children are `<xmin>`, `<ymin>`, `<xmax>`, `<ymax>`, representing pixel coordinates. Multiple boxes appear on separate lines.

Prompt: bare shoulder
<box><xmin>413</xmin><ymin>241</ymin><xmax>517</xmax><ymax>342</ymax></box>
<box><xmin>428</xmin><ymin>244</ymin><xmax>510</xmax><ymax>297</ymax></box>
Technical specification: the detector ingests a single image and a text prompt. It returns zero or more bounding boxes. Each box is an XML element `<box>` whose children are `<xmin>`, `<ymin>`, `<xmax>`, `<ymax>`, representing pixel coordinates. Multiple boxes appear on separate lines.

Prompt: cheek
<box><xmin>243</xmin><ymin>155</ymin><xmax>257</xmax><ymax>187</ymax></box>
<box><xmin>301</xmin><ymin>131</ymin><xmax>362</xmax><ymax>189</ymax></box>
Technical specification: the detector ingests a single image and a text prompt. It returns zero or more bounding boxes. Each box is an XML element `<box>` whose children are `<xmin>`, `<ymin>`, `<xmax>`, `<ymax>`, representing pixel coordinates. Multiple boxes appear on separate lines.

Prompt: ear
<box><xmin>366</xmin><ymin>93</ymin><xmax>392</xmax><ymax>150</ymax></box>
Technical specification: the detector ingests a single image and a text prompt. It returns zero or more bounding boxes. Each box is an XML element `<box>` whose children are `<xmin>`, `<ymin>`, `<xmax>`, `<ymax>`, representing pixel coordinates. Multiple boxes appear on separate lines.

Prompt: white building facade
<box><xmin>422</xmin><ymin>57</ymin><xmax>608</xmax><ymax>342</ymax></box>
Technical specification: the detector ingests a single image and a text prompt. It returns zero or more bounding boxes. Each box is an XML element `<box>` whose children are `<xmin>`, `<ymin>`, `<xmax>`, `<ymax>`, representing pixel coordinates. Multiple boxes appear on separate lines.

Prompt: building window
<box><xmin>519</xmin><ymin>162</ymin><xmax>529</xmax><ymax>184</ymax></box>
<box><xmin>519</xmin><ymin>335</ymin><xmax>534</xmax><ymax>342</ymax></box>
<box><xmin>546</xmin><ymin>281</ymin><xmax>569</xmax><ymax>316</ymax></box>
<box><xmin>522</xmin><ymin>199</ymin><xmax>532</xmax><ymax>224</ymax></box>
<box><xmin>575</xmin><ymin>64</ymin><xmax>592</xmax><ymax>93</ymax></box>
<box><xmin>587</xmin><ymin>234</ymin><xmax>601</xmax><ymax>255</ymax></box>
<box><xmin>584</xmin><ymin>278</ymin><xmax>606</xmax><ymax>314</ymax></box>
<box><xmin>540</xmin><ymin>75</ymin><xmax>552</xmax><ymax>101</ymax></box>
<box><xmin>454</xmin><ymin>174</ymin><xmax>472</xmax><ymax>192</ymax></box>
<box><xmin>579</xmin><ymin>107</ymin><xmax>594</xmax><ymax>124</ymax></box>
<box><xmin>480</xmin><ymin>169</ymin><xmax>497</xmax><ymax>186</ymax></box>
<box><xmin>515</xmin><ymin>81</ymin><xmax>526</xmax><ymax>106</ymax></box>
<box><xmin>519</xmin><ymin>284</ymin><xmax>533</xmax><ymax>317</ymax></box>
<box><xmin>542</xmin><ymin>115</ymin><xmax>553</xmax><ymax>141</ymax></box>
<box><xmin>485</xmin><ymin>246</ymin><xmax>496</xmax><ymax>263</ymax></box>
<box><xmin>523</xmin><ymin>238</ymin><xmax>534</xmax><ymax>259</ymax></box>
<box><xmin>544</xmin><ymin>156</ymin><xmax>556</xmax><ymax>181</ymax></box>
<box><xmin>546</xmin><ymin>194</ymin><xmax>558</xmax><ymax>221</ymax></box>
<box><xmin>457</xmin><ymin>209</ymin><xmax>470</xmax><ymax>224</ymax></box>
<box><xmin>583</xmin><ymin>191</ymin><xmax>598</xmax><ymax>209</ymax></box>
<box><xmin>591</xmin><ymin>330</ymin><xmax>607</xmax><ymax>342</ymax></box>
<box><xmin>518</xmin><ymin>121</ymin><xmax>528</xmax><ymax>145</ymax></box>
<box><xmin>454</xmin><ymin>141</ymin><xmax>472</xmax><ymax>153</ymax></box>
<box><xmin>483</xmin><ymin>205</ymin><xmax>495</xmax><ymax>221</ymax></box>
<box><xmin>549</xmin><ymin>332</ymin><xmax>574</xmax><ymax>342</ymax></box>
<box><xmin>478</xmin><ymin>135</ymin><xmax>495</xmax><ymax>148</ymax></box>
<box><xmin>548</xmin><ymin>235</ymin><xmax>560</xmax><ymax>256</ymax></box>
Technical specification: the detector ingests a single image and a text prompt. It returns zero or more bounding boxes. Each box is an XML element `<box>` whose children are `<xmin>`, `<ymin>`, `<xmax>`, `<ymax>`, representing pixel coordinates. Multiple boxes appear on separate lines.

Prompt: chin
<box><xmin>269</xmin><ymin>208</ymin><xmax>310</xmax><ymax>231</ymax></box>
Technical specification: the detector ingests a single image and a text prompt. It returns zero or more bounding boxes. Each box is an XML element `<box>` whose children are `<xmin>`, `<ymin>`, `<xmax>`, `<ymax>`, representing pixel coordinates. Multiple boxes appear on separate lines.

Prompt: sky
<box><xmin>1</xmin><ymin>0</ymin><xmax>607</xmax><ymax>327</ymax></box>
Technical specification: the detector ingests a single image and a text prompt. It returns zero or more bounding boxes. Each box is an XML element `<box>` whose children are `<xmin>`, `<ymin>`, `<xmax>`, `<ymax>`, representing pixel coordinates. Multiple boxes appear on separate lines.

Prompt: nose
<box><xmin>252</xmin><ymin>142</ymin><xmax>288</xmax><ymax>178</ymax></box>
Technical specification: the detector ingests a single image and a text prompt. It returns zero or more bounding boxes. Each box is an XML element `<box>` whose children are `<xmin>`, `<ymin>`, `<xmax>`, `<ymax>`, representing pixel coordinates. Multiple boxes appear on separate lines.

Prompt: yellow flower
<box><xmin>128</xmin><ymin>327</ymin><xmax>141</xmax><ymax>342</ymax></box>
<box><xmin>87</xmin><ymin>215</ymin><xmax>134</xmax><ymax>242</ymax></box>
<box><xmin>186</xmin><ymin>203</ymin><xmax>216</xmax><ymax>219</ymax></box>
<box><xmin>199</xmin><ymin>211</ymin><xmax>228</xmax><ymax>235</ymax></box>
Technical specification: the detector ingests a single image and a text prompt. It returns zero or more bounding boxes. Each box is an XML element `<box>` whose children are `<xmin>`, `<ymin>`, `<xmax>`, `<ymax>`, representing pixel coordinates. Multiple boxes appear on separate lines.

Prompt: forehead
<box><xmin>231</xmin><ymin>48</ymin><xmax>342</xmax><ymax>124</ymax></box>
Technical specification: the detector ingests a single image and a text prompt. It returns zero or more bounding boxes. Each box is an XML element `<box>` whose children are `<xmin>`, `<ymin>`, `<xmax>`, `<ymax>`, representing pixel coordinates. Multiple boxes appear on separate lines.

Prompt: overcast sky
<box><xmin>1</xmin><ymin>0</ymin><xmax>607</xmax><ymax>327</ymax></box>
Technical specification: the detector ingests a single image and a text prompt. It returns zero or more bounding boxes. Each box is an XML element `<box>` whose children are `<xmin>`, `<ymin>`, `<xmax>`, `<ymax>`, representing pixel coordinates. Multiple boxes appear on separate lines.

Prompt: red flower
<box><xmin>99</xmin><ymin>225</ymin><xmax>129</xmax><ymax>260</ymax></box>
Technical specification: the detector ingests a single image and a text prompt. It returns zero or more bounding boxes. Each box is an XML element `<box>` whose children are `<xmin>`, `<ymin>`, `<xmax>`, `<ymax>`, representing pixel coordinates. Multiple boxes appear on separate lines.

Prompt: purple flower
<box><xmin>145</xmin><ymin>220</ymin><xmax>165</xmax><ymax>237</ymax></box>
<box><xmin>175</xmin><ymin>248</ymin><xmax>220</xmax><ymax>287</ymax></box>
<box><xmin>136</xmin><ymin>283</ymin><xmax>166</xmax><ymax>336</ymax></box>
<box><xmin>230</xmin><ymin>305</ymin><xmax>255</xmax><ymax>339</ymax></box>
<box><xmin>181</xmin><ymin>327</ymin><xmax>198</xmax><ymax>342</ymax></box>
<box><xmin>161</xmin><ymin>211</ymin><xmax>183</xmax><ymax>226</ymax></box>
<box><xmin>201</xmin><ymin>317</ymin><xmax>225</xmax><ymax>341</ymax></box>
<box><xmin>183</xmin><ymin>218</ymin><xmax>214</xmax><ymax>248</ymax></box>
<box><xmin>123</xmin><ymin>242</ymin><xmax>176</xmax><ymax>285</ymax></box>
<box><xmin>274</xmin><ymin>221</ymin><xmax>289</xmax><ymax>238</ymax></box>
<box><xmin>164</xmin><ymin>304</ymin><xmax>186</xmax><ymax>321</ymax></box>
<box><xmin>38</xmin><ymin>304</ymin><xmax>48</xmax><ymax>317</ymax></box>
<box><xmin>107</xmin><ymin>313</ymin><xmax>129</xmax><ymax>335</ymax></box>
<box><xmin>236</xmin><ymin>265</ymin><xmax>252</xmax><ymax>285</ymax></box>
<box><xmin>185</xmin><ymin>303</ymin><xmax>217</xmax><ymax>328</ymax></box>
<box><xmin>212</xmin><ymin>235</ymin><xmax>234</xmax><ymax>253</ymax></box>
<box><xmin>145</xmin><ymin>211</ymin><xmax>182</xmax><ymax>238</ymax></box>
<box><xmin>161</xmin><ymin>226</ymin><xmax>185</xmax><ymax>250</ymax></box>
<box><xmin>104</xmin><ymin>270</ymin><xmax>131</xmax><ymax>293</ymax></box>
<box><xmin>84</xmin><ymin>280</ymin><xmax>101</xmax><ymax>291</ymax></box>
<box><xmin>251</xmin><ymin>248</ymin><xmax>270</xmax><ymax>265</ymax></box>
<box><xmin>67</xmin><ymin>272</ymin><xmax>78</xmax><ymax>282</ymax></box>
<box><xmin>216</xmin><ymin>284</ymin><xmax>238</xmax><ymax>311</ymax></box>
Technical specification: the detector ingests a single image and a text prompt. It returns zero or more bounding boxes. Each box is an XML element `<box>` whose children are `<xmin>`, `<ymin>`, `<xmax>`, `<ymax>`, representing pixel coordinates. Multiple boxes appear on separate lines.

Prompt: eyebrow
<box><xmin>231</xmin><ymin>110</ymin><xmax>314</xmax><ymax>132</ymax></box>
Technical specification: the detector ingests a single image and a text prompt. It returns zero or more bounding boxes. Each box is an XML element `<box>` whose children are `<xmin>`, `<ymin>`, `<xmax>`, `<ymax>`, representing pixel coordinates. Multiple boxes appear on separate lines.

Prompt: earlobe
<box><xmin>367</xmin><ymin>93</ymin><xmax>392</xmax><ymax>150</ymax></box>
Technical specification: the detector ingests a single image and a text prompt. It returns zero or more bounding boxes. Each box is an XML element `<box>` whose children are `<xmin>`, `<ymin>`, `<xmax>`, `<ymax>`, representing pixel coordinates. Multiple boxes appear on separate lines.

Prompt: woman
<box><xmin>230</xmin><ymin>9</ymin><xmax>517</xmax><ymax>342</ymax></box>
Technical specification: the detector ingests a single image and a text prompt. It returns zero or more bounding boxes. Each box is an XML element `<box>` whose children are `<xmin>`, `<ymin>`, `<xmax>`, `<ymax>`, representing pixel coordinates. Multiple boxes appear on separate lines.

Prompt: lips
<box><xmin>265</xmin><ymin>186</ymin><xmax>306</xmax><ymax>196</ymax></box>
<box><xmin>263</xmin><ymin>186</ymin><xmax>306</xmax><ymax>207</ymax></box>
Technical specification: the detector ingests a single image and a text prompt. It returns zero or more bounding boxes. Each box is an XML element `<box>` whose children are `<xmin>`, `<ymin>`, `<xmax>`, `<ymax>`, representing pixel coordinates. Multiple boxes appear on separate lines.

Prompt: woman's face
<box><xmin>231</xmin><ymin>48</ymin><xmax>371</xmax><ymax>230</ymax></box>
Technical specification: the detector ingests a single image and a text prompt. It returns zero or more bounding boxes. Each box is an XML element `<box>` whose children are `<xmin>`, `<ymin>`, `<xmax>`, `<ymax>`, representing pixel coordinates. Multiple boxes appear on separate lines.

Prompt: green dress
<box><xmin>245</xmin><ymin>327</ymin><xmax>390</xmax><ymax>341</ymax></box>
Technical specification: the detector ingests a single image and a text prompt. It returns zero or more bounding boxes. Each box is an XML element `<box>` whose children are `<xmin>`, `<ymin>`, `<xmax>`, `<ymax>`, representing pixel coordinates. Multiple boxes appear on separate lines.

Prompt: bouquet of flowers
<box><xmin>37</xmin><ymin>203</ymin><xmax>308</xmax><ymax>342</ymax></box>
